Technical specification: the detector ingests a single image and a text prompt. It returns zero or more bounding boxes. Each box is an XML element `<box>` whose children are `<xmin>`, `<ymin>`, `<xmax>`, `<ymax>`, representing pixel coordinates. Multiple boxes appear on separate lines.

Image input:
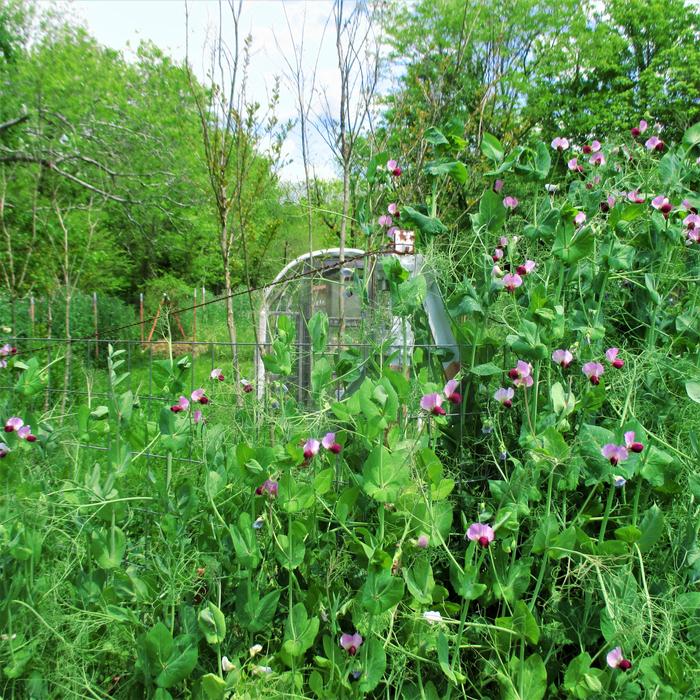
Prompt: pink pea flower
<box><xmin>322</xmin><ymin>431</ymin><xmax>342</xmax><ymax>454</ymax></box>
<box><xmin>467</xmin><ymin>522</ymin><xmax>495</xmax><ymax>547</ymax></box>
<box><xmin>605</xmin><ymin>347</ymin><xmax>624</xmax><ymax>369</ymax></box>
<box><xmin>552</xmin><ymin>349</ymin><xmax>573</xmax><ymax>368</ymax></box>
<box><xmin>255</xmin><ymin>478</ymin><xmax>278</xmax><ymax>497</ymax></box>
<box><xmin>607</xmin><ymin>647</ymin><xmax>632</xmax><ymax>671</ymax></box>
<box><xmin>17</xmin><ymin>425</ymin><xmax>36</xmax><ymax>442</ymax></box>
<box><xmin>0</xmin><ymin>344</ymin><xmax>16</xmax><ymax>357</ymax></box>
<box><xmin>624</xmin><ymin>431</ymin><xmax>644</xmax><ymax>453</ymax></box>
<box><xmin>241</xmin><ymin>379</ymin><xmax>253</xmax><ymax>393</ymax></box>
<box><xmin>444</xmin><ymin>379</ymin><xmax>462</xmax><ymax>404</ymax></box>
<box><xmin>492</xmin><ymin>265</ymin><xmax>504</xmax><ymax>278</ymax></box>
<box><xmin>191</xmin><ymin>388</ymin><xmax>209</xmax><ymax>404</ymax></box>
<box><xmin>602</xmin><ymin>443</ymin><xmax>629</xmax><ymax>466</ymax></box>
<box><xmin>551</xmin><ymin>136</ymin><xmax>569</xmax><ymax>151</ymax></box>
<box><xmin>502</xmin><ymin>273</ymin><xmax>522</xmax><ymax>292</ymax></box>
<box><xmin>568</xmin><ymin>157</ymin><xmax>583</xmax><ymax>173</ymax></box>
<box><xmin>508</xmin><ymin>360</ymin><xmax>534</xmax><ymax>388</ymax></box>
<box><xmin>492</xmin><ymin>247</ymin><xmax>504</xmax><ymax>261</ymax></box>
<box><xmin>503</xmin><ymin>196</ymin><xmax>519</xmax><ymax>210</ymax></box>
<box><xmin>420</xmin><ymin>392</ymin><xmax>446</xmax><ymax>416</ymax></box>
<box><xmin>416</xmin><ymin>533</ymin><xmax>429</xmax><ymax>548</ymax></box>
<box><xmin>0</xmin><ymin>442</ymin><xmax>9</xmax><ymax>458</ymax></box>
<box><xmin>590</xmin><ymin>140</ymin><xmax>602</xmax><ymax>153</ymax></box>
<box><xmin>340</xmin><ymin>632</ymin><xmax>363</xmax><ymax>656</ymax></box>
<box><xmin>494</xmin><ymin>387</ymin><xmax>514</xmax><ymax>408</ymax></box>
<box><xmin>193</xmin><ymin>409</ymin><xmax>203</xmax><ymax>424</ymax></box>
<box><xmin>574</xmin><ymin>211</ymin><xmax>587</xmax><ymax>227</ymax></box>
<box><xmin>4</xmin><ymin>417</ymin><xmax>23</xmax><ymax>433</ymax></box>
<box><xmin>582</xmin><ymin>362</ymin><xmax>604</xmax><ymax>385</ymax></box>
<box><xmin>499</xmin><ymin>236</ymin><xmax>509</xmax><ymax>247</ymax></box>
<box><xmin>378</xmin><ymin>214</ymin><xmax>393</xmax><ymax>227</ymax></box>
<box><xmin>387</xmin><ymin>202</ymin><xmax>400</xmax><ymax>217</ymax></box>
<box><xmin>210</xmin><ymin>368</ymin><xmax>224</xmax><ymax>381</ymax></box>
<box><xmin>627</xmin><ymin>190</ymin><xmax>645</xmax><ymax>204</ymax></box>
<box><xmin>600</xmin><ymin>195</ymin><xmax>616</xmax><ymax>212</ymax></box>
<box><xmin>684</xmin><ymin>213</ymin><xmax>700</xmax><ymax>230</ymax></box>
<box><xmin>303</xmin><ymin>438</ymin><xmax>320</xmax><ymax>459</ymax></box>
<box><xmin>687</xmin><ymin>229</ymin><xmax>700</xmax><ymax>245</ymax></box>
<box><xmin>651</xmin><ymin>195</ymin><xmax>673</xmax><ymax>216</ymax></box>
<box><xmin>589</xmin><ymin>152</ymin><xmax>606</xmax><ymax>166</ymax></box>
<box><xmin>516</xmin><ymin>260</ymin><xmax>536</xmax><ymax>275</ymax></box>
<box><xmin>493</xmin><ymin>179</ymin><xmax>504</xmax><ymax>193</ymax></box>
<box><xmin>631</xmin><ymin>119</ymin><xmax>648</xmax><ymax>137</ymax></box>
<box><xmin>387</xmin><ymin>159</ymin><xmax>402</xmax><ymax>176</ymax></box>
<box><xmin>645</xmin><ymin>135</ymin><xmax>664</xmax><ymax>152</ymax></box>
<box><xmin>387</xmin><ymin>226</ymin><xmax>398</xmax><ymax>239</ymax></box>
<box><xmin>170</xmin><ymin>396</ymin><xmax>189</xmax><ymax>413</ymax></box>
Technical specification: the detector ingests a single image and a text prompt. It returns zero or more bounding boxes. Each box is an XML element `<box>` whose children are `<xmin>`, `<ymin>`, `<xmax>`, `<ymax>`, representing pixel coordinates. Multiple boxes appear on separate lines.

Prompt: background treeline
<box><xmin>0</xmin><ymin>0</ymin><xmax>698</xmax><ymax>321</ymax></box>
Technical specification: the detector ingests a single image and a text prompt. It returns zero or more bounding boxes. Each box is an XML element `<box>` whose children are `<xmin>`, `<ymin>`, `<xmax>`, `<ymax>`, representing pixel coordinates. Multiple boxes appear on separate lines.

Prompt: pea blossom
<box><xmin>516</xmin><ymin>260</ymin><xmax>536</xmax><ymax>275</ymax></box>
<box><xmin>574</xmin><ymin>211</ymin><xmax>587</xmax><ymax>227</ymax></box>
<box><xmin>684</xmin><ymin>213</ymin><xmax>700</xmax><ymax>230</ymax></box>
<box><xmin>503</xmin><ymin>196</ymin><xmax>519</xmax><ymax>210</ymax></box>
<box><xmin>582</xmin><ymin>140</ymin><xmax>601</xmax><ymax>154</ymax></box>
<box><xmin>420</xmin><ymin>392</ymin><xmax>446</xmax><ymax>416</ymax></box>
<box><xmin>416</xmin><ymin>533</ymin><xmax>429</xmax><ymax>548</ymax></box>
<box><xmin>387</xmin><ymin>202</ymin><xmax>400</xmax><ymax>217</ymax></box>
<box><xmin>568</xmin><ymin>157</ymin><xmax>583</xmax><ymax>173</ymax></box>
<box><xmin>651</xmin><ymin>195</ymin><xmax>673</xmax><ymax>216</ymax></box>
<box><xmin>551</xmin><ymin>136</ymin><xmax>569</xmax><ymax>151</ymax></box>
<box><xmin>340</xmin><ymin>632</ymin><xmax>363</xmax><ymax>656</ymax></box>
<box><xmin>631</xmin><ymin>119</ymin><xmax>648</xmax><ymax>137</ymax></box>
<box><xmin>607</xmin><ymin>647</ymin><xmax>632</xmax><ymax>671</ymax></box>
<box><xmin>605</xmin><ymin>347</ymin><xmax>624</xmax><ymax>369</ymax></box>
<box><xmin>387</xmin><ymin>159</ymin><xmax>402</xmax><ymax>176</ymax></box>
<box><xmin>645</xmin><ymin>135</ymin><xmax>664</xmax><ymax>152</ymax></box>
<box><xmin>423</xmin><ymin>611</ymin><xmax>443</xmax><ymax>623</ymax></box>
<box><xmin>627</xmin><ymin>190</ymin><xmax>645</xmax><ymax>204</ymax></box>
<box><xmin>589</xmin><ymin>152</ymin><xmax>606</xmax><ymax>166</ymax></box>
<box><xmin>552</xmin><ymin>349</ymin><xmax>573</xmax><ymax>368</ymax></box>
<box><xmin>467</xmin><ymin>522</ymin><xmax>495</xmax><ymax>547</ymax></box>
<box><xmin>193</xmin><ymin>409</ymin><xmax>203</xmax><ymax>424</ymax></box>
<box><xmin>613</xmin><ymin>475</ymin><xmax>627</xmax><ymax>488</ymax></box>
<box><xmin>210</xmin><ymin>368</ymin><xmax>224</xmax><ymax>381</ymax></box>
<box><xmin>494</xmin><ymin>387</ymin><xmax>514</xmax><ymax>407</ymax></box>
<box><xmin>502</xmin><ymin>273</ymin><xmax>522</xmax><ymax>292</ymax></box>
<box><xmin>191</xmin><ymin>388</ymin><xmax>209</xmax><ymax>404</ymax></box>
<box><xmin>0</xmin><ymin>442</ymin><xmax>9</xmax><ymax>458</ymax></box>
<box><xmin>378</xmin><ymin>214</ymin><xmax>393</xmax><ymax>227</ymax></box>
<box><xmin>255</xmin><ymin>479</ymin><xmax>278</xmax><ymax>497</ymax></box>
<box><xmin>508</xmin><ymin>360</ymin><xmax>533</xmax><ymax>388</ymax></box>
<box><xmin>170</xmin><ymin>396</ymin><xmax>189</xmax><ymax>412</ymax></box>
<box><xmin>601</xmin><ymin>443</ymin><xmax>629</xmax><ymax>466</ymax></box>
<box><xmin>492</xmin><ymin>247</ymin><xmax>504</xmax><ymax>261</ymax></box>
<box><xmin>600</xmin><ymin>195</ymin><xmax>616</xmax><ymax>212</ymax></box>
<box><xmin>582</xmin><ymin>362</ymin><xmax>604</xmax><ymax>385</ymax></box>
<box><xmin>303</xmin><ymin>438</ymin><xmax>320</xmax><ymax>459</ymax></box>
<box><xmin>241</xmin><ymin>379</ymin><xmax>253</xmax><ymax>393</ymax></box>
<box><xmin>17</xmin><ymin>425</ymin><xmax>36</xmax><ymax>442</ymax></box>
<box><xmin>221</xmin><ymin>656</ymin><xmax>235</xmax><ymax>673</ymax></box>
<box><xmin>493</xmin><ymin>179</ymin><xmax>504</xmax><ymax>193</ymax></box>
<box><xmin>443</xmin><ymin>379</ymin><xmax>462</xmax><ymax>404</ymax></box>
<box><xmin>624</xmin><ymin>431</ymin><xmax>644</xmax><ymax>453</ymax></box>
<box><xmin>4</xmin><ymin>417</ymin><xmax>24</xmax><ymax>433</ymax></box>
<box><xmin>322</xmin><ymin>431</ymin><xmax>342</xmax><ymax>453</ymax></box>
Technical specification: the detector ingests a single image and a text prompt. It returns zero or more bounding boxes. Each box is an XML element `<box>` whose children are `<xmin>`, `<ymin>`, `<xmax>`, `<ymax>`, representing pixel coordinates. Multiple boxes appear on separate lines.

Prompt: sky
<box><xmin>65</xmin><ymin>0</ymin><xmax>367</xmax><ymax>181</ymax></box>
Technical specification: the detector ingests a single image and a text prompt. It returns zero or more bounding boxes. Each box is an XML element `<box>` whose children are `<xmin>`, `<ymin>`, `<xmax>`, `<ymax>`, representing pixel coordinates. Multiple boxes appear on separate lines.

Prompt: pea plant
<box><xmin>1</xmin><ymin>119</ymin><xmax>699</xmax><ymax>699</ymax></box>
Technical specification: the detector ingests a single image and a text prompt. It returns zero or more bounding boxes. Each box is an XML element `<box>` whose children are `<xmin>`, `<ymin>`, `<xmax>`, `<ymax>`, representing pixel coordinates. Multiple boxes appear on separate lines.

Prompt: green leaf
<box><xmin>685</xmin><ymin>381</ymin><xmax>700</xmax><ymax>404</ymax></box>
<box><xmin>401</xmin><ymin>205</ymin><xmax>448</xmax><ymax>236</ymax></box>
<box><xmin>644</xmin><ymin>273</ymin><xmax>661</xmax><ymax>305</ymax></box>
<box><xmin>200</xmin><ymin>673</ymin><xmax>227</xmax><ymax>700</ymax></box>
<box><xmin>470</xmin><ymin>362</ymin><xmax>503</xmax><ymax>376</ymax></box>
<box><xmin>641</xmin><ymin>446</ymin><xmax>681</xmax><ymax>492</ymax></box>
<box><xmin>308</xmin><ymin>311</ymin><xmax>329</xmax><ymax>354</ymax></box>
<box><xmin>637</xmin><ymin>504</ymin><xmax>664</xmax><ymax>553</ymax></box>
<box><xmin>450</xmin><ymin>562</ymin><xmax>486</xmax><ymax>600</ymax></box>
<box><xmin>424</xmin><ymin>127</ymin><xmax>449</xmax><ymax>146</ymax></box>
<box><xmin>229</xmin><ymin>512</ymin><xmax>261</xmax><ymax>568</ymax></box>
<box><xmin>155</xmin><ymin>638</ymin><xmax>198</xmax><ymax>688</ymax></box>
<box><xmin>472</xmin><ymin>189</ymin><xmax>506</xmax><ymax>232</ymax></box>
<box><xmin>552</xmin><ymin>221</ymin><xmax>594</xmax><ymax>263</ymax></box>
<box><xmin>358</xmin><ymin>637</ymin><xmax>387</xmax><ymax>692</ymax></box>
<box><xmin>145</xmin><ymin>622</ymin><xmax>173</xmax><ymax>668</ymax></box>
<box><xmin>500</xmin><ymin>653</ymin><xmax>547</xmax><ymax>700</ymax></box>
<box><xmin>437</xmin><ymin>632</ymin><xmax>459</xmax><ymax>683</ymax></box>
<box><xmin>682</xmin><ymin>121</ymin><xmax>700</xmax><ymax>149</ymax></box>
<box><xmin>250</xmin><ymin>590</ymin><xmax>280</xmax><ymax>633</ymax></box>
<box><xmin>198</xmin><ymin>602</ymin><xmax>226</xmax><ymax>645</ymax></box>
<box><xmin>282</xmin><ymin>603</ymin><xmax>319</xmax><ymax>657</ymax></box>
<box><xmin>425</xmin><ymin>159</ymin><xmax>468</xmax><ymax>184</ymax></box>
<box><xmin>360</xmin><ymin>570</ymin><xmax>405</xmax><ymax>614</ymax></box>
<box><xmin>614</xmin><ymin>525</ymin><xmax>642</xmax><ymax>544</ymax></box>
<box><xmin>564</xmin><ymin>652</ymin><xmax>604</xmax><ymax>698</ymax></box>
<box><xmin>90</xmin><ymin>526</ymin><xmax>126</xmax><ymax>569</ymax></box>
<box><xmin>496</xmin><ymin>600</ymin><xmax>540</xmax><ymax>644</ymax></box>
<box><xmin>481</xmin><ymin>132</ymin><xmax>504</xmax><ymax>163</ymax></box>
<box><xmin>404</xmin><ymin>559</ymin><xmax>435</xmax><ymax>604</ymax></box>
<box><xmin>362</xmin><ymin>446</ymin><xmax>409</xmax><ymax>502</ymax></box>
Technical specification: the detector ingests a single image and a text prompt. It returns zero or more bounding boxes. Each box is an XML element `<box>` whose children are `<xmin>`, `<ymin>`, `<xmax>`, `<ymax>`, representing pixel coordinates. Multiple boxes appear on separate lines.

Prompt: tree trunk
<box><xmin>222</xmin><ymin>239</ymin><xmax>239</xmax><ymax>381</ymax></box>
<box><xmin>61</xmin><ymin>289</ymin><xmax>71</xmax><ymax>417</ymax></box>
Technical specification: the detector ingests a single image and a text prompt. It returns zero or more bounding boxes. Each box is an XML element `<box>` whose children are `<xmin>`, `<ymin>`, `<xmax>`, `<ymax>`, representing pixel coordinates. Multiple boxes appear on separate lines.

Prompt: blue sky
<box><xmin>67</xmin><ymin>0</ymin><xmax>354</xmax><ymax>181</ymax></box>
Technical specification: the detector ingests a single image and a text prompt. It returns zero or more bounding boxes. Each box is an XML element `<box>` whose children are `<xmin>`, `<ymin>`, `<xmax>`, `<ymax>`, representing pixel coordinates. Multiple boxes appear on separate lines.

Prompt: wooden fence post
<box><xmin>93</xmin><ymin>292</ymin><xmax>99</xmax><ymax>358</ymax></box>
<box><xmin>29</xmin><ymin>295</ymin><xmax>35</xmax><ymax>336</ymax></box>
<box><xmin>193</xmin><ymin>287</ymin><xmax>197</xmax><ymax>343</ymax></box>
